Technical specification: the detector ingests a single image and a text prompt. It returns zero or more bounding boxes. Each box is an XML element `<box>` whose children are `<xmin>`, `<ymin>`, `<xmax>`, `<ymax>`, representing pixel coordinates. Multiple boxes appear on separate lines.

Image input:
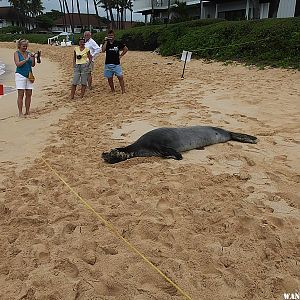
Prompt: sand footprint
<box><xmin>54</xmin><ymin>258</ymin><xmax>79</xmax><ymax>278</ymax></box>
<box><xmin>156</xmin><ymin>198</ymin><xmax>175</xmax><ymax>226</ymax></box>
<box><xmin>156</xmin><ymin>198</ymin><xmax>170</xmax><ymax>211</ymax></box>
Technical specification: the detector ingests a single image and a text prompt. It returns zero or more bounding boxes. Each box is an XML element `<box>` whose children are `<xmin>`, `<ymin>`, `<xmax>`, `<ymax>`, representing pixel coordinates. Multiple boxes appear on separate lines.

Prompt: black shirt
<box><xmin>105</xmin><ymin>41</ymin><xmax>125</xmax><ymax>65</ymax></box>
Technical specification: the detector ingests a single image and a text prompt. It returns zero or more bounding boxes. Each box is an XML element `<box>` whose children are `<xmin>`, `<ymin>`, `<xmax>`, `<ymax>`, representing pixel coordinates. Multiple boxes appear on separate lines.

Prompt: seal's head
<box><xmin>102</xmin><ymin>149</ymin><xmax>129</xmax><ymax>164</ymax></box>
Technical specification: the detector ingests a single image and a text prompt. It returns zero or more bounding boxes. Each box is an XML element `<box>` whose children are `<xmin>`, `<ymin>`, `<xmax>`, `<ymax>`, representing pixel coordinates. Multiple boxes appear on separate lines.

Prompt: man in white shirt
<box><xmin>84</xmin><ymin>31</ymin><xmax>101</xmax><ymax>89</ymax></box>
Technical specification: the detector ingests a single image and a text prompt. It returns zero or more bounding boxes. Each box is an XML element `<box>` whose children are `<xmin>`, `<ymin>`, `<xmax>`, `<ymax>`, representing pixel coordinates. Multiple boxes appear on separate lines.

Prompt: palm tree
<box><xmin>97</xmin><ymin>0</ymin><xmax>116</xmax><ymax>29</ymax></box>
<box><xmin>171</xmin><ymin>1</ymin><xmax>189</xmax><ymax>22</ymax></box>
<box><xmin>8</xmin><ymin>0</ymin><xmax>27</xmax><ymax>27</ymax></box>
<box><xmin>28</xmin><ymin>0</ymin><xmax>44</xmax><ymax>17</ymax></box>
<box><xmin>97</xmin><ymin>0</ymin><xmax>110</xmax><ymax>22</ymax></box>
<box><xmin>28</xmin><ymin>0</ymin><xmax>44</xmax><ymax>29</ymax></box>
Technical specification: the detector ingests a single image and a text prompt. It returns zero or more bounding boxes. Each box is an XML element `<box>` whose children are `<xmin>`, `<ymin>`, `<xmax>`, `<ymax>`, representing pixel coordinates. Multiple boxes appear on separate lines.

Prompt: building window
<box><xmin>295</xmin><ymin>0</ymin><xmax>300</xmax><ymax>17</ymax></box>
<box><xmin>218</xmin><ymin>9</ymin><xmax>246</xmax><ymax>21</ymax></box>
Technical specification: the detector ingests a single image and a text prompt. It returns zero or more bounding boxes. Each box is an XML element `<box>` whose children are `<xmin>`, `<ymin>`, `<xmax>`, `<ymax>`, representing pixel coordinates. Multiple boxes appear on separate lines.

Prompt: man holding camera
<box><xmin>102</xmin><ymin>30</ymin><xmax>128</xmax><ymax>94</ymax></box>
<box><xmin>84</xmin><ymin>31</ymin><xmax>101</xmax><ymax>90</ymax></box>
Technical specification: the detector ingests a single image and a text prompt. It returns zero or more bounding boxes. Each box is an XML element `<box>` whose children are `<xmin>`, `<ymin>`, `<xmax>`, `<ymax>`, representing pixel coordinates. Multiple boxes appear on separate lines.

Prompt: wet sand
<box><xmin>0</xmin><ymin>42</ymin><xmax>299</xmax><ymax>300</ymax></box>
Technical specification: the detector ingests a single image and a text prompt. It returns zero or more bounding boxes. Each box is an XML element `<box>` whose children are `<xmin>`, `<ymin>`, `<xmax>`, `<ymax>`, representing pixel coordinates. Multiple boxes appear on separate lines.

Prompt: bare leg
<box><xmin>80</xmin><ymin>84</ymin><xmax>87</xmax><ymax>98</ymax></box>
<box><xmin>107</xmin><ymin>77</ymin><xmax>115</xmax><ymax>93</ymax></box>
<box><xmin>24</xmin><ymin>89</ymin><xmax>32</xmax><ymax>115</ymax></box>
<box><xmin>17</xmin><ymin>89</ymin><xmax>25</xmax><ymax>117</ymax></box>
<box><xmin>88</xmin><ymin>73</ymin><xmax>92</xmax><ymax>89</ymax></box>
<box><xmin>71</xmin><ymin>84</ymin><xmax>76</xmax><ymax>99</ymax></box>
<box><xmin>117</xmin><ymin>75</ymin><xmax>125</xmax><ymax>94</ymax></box>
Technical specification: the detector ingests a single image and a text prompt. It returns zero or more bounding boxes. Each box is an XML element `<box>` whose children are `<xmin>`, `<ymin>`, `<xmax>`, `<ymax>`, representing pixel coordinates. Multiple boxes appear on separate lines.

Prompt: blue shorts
<box><xmin>104</xmin><ymin>64</ymin><xmax>123</xmax><ymax>78</ymax></box>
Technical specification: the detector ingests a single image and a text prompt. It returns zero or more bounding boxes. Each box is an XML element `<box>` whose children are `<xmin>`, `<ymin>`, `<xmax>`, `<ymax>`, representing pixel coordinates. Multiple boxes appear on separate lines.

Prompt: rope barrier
<box><xmin>41</xmin><ymin>158</ymin><xmax>193</xmax><ymax>300</ymax></box>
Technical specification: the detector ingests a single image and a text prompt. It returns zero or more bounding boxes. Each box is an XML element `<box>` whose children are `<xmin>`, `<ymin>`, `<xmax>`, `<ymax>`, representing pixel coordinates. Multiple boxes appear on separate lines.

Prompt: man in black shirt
<box><xmin>102</xmin><ymin>30</ymin><xmax>128</xmax><ymax>93</ymax></box>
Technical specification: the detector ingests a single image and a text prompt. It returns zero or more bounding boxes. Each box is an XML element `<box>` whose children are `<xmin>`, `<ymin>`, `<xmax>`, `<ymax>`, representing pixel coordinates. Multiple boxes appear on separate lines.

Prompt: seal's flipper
<box><xmin>195</xmin><ymin>146</ymin><xmax>205</xmax><ymax>150</ymax></box>
<box><xmin>230</xmin><ymin>132</ymin><xmax>257</xmax><ymax>144</ymax></box>
<box><xmin>158</xmin><ymin>147</ymin><xmax>182</xmax><ymax>160</ymax></box>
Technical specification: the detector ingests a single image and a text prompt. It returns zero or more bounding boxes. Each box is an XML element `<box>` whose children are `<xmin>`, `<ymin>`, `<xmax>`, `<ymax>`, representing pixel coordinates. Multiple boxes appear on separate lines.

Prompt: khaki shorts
<box><xmin>88</xmin><ymin>61</ymin><xmax>94</xmax><ymax>73</ymax></box>
<box><xmin>72</xmin><ymin>63</ymin><xmax>88</xmax><ymax>85</ymax></box>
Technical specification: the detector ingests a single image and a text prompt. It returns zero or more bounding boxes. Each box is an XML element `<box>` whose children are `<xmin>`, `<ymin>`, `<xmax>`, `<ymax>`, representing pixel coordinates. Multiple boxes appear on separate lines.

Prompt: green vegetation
<box><xmin>0</xmin><ymin>33</ymin><xmax>53</xmax><ymax>44</ymax></box>
<box><xmin>0</xmin><ymin>26</ymin><xmax>28</xmax><ymax>34</ymax></box>
<box><xmin>1</xmin><ymin>17</ymin><xmax>299</xmax><ymax>69</ymax></box>
<box><xmin>95</xmin><ymin>18</ymin><xmax>300</xmax><ymax>69</ymax></box>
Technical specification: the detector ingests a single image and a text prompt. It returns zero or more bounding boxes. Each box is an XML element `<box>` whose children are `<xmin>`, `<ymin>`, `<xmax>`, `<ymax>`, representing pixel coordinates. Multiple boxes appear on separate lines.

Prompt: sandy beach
<box><xmin>0</xmin><ymin>42</ymin><xmax>299</xmax><ymax>300</ymax></box>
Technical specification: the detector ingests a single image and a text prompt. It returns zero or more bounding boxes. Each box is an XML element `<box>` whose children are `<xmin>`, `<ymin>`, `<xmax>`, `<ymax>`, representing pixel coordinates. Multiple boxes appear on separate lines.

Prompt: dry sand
<box><xmin>0</xmin><ymin>47</ymin><xmax>71</xmax><ymax>183</ymax></box>
<box><xmin>0</xmin><ymin>42</ymin><xmax>299</xmax><ymax>300</ymax></box>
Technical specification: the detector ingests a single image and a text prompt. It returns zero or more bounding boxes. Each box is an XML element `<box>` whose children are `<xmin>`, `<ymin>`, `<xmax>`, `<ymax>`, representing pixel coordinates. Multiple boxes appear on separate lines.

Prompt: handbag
<box><xmin>28</xmin><ymin>71</ymin><xmax>35</xmax><ymax>83</ymax></box>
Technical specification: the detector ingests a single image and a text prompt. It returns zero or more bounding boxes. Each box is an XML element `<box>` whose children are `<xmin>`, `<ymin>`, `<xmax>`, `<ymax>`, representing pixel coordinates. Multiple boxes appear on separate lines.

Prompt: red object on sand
<box><xmin>0</xmin><ymin>84</ymin><xmax>4</xmax><ymax>96</ymax></box>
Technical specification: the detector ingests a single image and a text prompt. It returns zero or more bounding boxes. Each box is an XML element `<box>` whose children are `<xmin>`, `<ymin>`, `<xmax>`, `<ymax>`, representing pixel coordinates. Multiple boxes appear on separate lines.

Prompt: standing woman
<box><xmin>14</xmin><ymin>39</ymin><xmax>36</xmax><ymax>117</ymax></box>
<box><xmin>71</xmin><ymin>37</ymin><xmax>92</xmax><ymax>99</ymax></box>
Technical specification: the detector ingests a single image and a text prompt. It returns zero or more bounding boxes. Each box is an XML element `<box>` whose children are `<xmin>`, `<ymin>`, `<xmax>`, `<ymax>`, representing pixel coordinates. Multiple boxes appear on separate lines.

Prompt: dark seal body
<box><xmin>102</xmin><ymin>126</ymin><xmax>257</xmax><ymax>164</ymax></box>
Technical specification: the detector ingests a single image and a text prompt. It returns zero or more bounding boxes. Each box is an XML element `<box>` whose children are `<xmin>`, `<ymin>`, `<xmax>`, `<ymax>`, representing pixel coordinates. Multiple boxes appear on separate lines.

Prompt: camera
<box><xmin>36</xmin><ymin>50</ymin><xmax>41</xmax><ymax>63</ymax></box>
<box><xmin>76</xmin><ymin>54</ymin><xmax>82</xmax><ymax>59</ymax></box>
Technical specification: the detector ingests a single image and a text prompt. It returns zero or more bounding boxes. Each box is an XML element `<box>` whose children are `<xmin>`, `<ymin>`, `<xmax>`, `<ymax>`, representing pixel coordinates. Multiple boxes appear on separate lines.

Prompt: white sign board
<box><xmin>181</xmin><ymin>50</ymin><xmax>192</xmax><ymax>62</ymax></box>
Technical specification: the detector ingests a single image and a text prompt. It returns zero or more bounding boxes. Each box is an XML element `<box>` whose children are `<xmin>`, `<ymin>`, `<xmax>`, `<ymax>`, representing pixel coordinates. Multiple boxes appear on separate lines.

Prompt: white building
<box><xmin>133</xmin><ymin>0</ymin><xmax>300</xmax><ymax>22</ymax></box>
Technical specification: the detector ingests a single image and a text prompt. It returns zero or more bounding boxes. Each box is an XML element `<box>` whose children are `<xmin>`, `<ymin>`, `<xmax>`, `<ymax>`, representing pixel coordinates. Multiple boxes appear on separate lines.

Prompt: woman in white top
<box><xmin>71</xmin><ymin>37</ymin><xmax>92</xmax><ymax>99</ymax></box>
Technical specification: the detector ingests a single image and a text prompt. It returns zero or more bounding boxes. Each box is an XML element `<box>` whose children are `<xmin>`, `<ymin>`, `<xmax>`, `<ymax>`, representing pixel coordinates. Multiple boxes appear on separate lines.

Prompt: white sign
<box><xmin>283</xmin><ymin>293</ymin><xmax>300</xmax><ymax>300</ymax></box>
<box><xmin>181</xmin><ymin>50</ymin><xmax>192</xmax><ymax>62</ymax></box>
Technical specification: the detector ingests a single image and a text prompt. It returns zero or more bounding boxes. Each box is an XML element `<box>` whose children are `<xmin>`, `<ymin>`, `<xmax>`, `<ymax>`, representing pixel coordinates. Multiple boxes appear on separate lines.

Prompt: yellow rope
<box><xmin>41</xmin><ymin>158</ymin><xmax>193</xmax><ymax>300</ymax></box>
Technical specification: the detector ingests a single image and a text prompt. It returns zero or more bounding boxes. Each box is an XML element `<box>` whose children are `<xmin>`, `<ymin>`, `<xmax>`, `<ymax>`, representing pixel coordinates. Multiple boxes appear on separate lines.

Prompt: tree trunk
<box><xmin>151</xmin><ymin>0</ymin><xmax>155</xmax><ymax>23</ymax></box>
<box><xmin>106</xmin><ymin>7</ymin><xmax>110</xmax><ymax>22</ymax></box>
<box><xmin>93</xmin><ymin>0</ymin><xmax>102</xmax><ymax>31</ymax></box>
<box><xmin>167</xmin><ymin>0</ymin><xmax>171</xmax><ymax>25</ymax></box>
<box><xmin>107</xmin><ymin>0</ymin><xmax>116</xmax><ymax>29</ymax></box>
<box><xmin>76</xmin><ymin>0</ymin><xmax>83</xmax><ymax>31</ymax></box>
<box><xmin>64</xmin><ymin>0</ymin><xmax>74</xmax><ymax>33</ymax></box>
<box><xmin>121</xmin><ymin>7</ymin><xmax>124</xmax><ymax>29</ymax></box>
<box><xmin>71</xmin><ymin>0</ymin><xmax>75</xmax><ymax>31</ymax></box>
<box><xmin>62</xmin><ymin>0</ymin><xmax>67</xmax><ymax>31</ymax></box>
<box><xmin>87</xmin><ymin>0</ymin><xmax>90</xmax><ymax>31</ymax></box>
<box><xmin>58</xmin><ymin>0</ymin><xmax>66</xmax><ymax>31</ymax></box>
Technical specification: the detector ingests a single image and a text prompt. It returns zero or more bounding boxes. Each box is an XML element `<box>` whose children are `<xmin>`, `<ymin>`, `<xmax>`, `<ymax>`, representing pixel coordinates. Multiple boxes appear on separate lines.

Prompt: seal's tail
<box><xmin>230</xmin><ymin>131</ymin><xmax>257</xmax><ymax>144</ymax></box>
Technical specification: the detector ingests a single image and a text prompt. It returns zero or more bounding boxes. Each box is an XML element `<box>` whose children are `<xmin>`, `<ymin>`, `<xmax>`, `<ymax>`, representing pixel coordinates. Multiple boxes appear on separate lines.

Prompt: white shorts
<box><xmin>15</xmin><ymin>73</ymin><xmax>33</xmax><ymax>90</ymax></box>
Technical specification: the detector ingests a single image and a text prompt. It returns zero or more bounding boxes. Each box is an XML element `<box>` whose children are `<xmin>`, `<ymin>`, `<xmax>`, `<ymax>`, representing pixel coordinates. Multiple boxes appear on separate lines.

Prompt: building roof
<box><xmin>54</xmin><ymin>13</ymin><xmax>106</xmax><ymax>28</ymax></box>
<box><xmin>0</xmin><ymin>6</ymin><xmax>18</xmax><ymax>20</ymax></box>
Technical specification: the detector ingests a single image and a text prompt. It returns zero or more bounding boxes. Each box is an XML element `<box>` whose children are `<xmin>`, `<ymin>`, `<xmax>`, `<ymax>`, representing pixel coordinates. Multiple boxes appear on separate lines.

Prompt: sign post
<box><xmin>181</xmin><ymin>50</ymin><xmax>192</xmax><ymax>78</ymax></box>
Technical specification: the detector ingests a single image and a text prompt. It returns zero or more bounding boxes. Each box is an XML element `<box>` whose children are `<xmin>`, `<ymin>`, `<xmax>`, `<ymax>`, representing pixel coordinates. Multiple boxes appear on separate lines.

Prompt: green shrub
<box><xmin>0</xmin><ymin>33</ymin><xmax>53</xmax><ymax>44</ymax></box>
<box><xmin>159</xmin><ymin>17</ymin><xmax>300</xmax><ymax>69</ymax></box>
<box><xmin>0</xmin><ymin>26</ymin><xmax>27</xmax><ymax>34</ymax></box>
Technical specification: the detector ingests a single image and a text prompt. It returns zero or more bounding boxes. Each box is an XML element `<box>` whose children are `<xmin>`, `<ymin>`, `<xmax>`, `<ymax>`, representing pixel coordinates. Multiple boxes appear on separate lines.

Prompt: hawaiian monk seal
<box><xmin>102</xmin><ymin>126</ymin><xmax>257</xmax><ymax>164</ymax></box>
